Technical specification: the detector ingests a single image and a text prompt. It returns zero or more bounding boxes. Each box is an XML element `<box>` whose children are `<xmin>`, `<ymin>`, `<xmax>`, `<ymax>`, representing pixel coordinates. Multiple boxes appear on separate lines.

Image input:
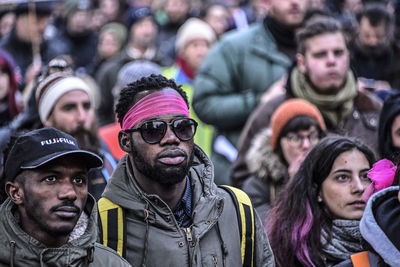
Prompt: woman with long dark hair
<box><xmin>266</xmin><ymin>136</ymin><xmax>376</xmax><ymax>267</ymax></box>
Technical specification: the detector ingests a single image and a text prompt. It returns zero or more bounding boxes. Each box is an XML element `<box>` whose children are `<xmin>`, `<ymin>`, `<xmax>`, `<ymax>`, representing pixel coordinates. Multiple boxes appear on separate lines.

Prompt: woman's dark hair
<box><xmin>115</xmin><ymin>74</ymin><xmax>189</xmax><ymax>126</ymax></box>
<box><xmin>266</xmin><ymin>136</ymin><xmax>376</xmax><ymax>267</ymax></box>
<box><xmin>378</xmin><ymin>92</ymin><xmax>400</xmax><ymax>163</ymax></box>
<box><xmin>275</xmin><ymin>115</ymin><xmax>326</xmax><ymax>164</ymax></box>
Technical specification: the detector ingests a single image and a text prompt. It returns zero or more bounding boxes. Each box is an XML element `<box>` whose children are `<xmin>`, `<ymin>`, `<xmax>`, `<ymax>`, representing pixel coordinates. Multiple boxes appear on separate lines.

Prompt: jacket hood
<box><xmin>360</xmin><ymin>186</ymin><xmax>400</xmax><ymax>266</ymax></box>
<box><xmin>0</xmin><ymin>194</ymin><xmax>98</xmax><ymax>266</ymax></box>
<box><xmin>246</xmin><ymin>127</ymin><xmax>288</xmax><ymax>183</ymax></box>
<box><xmin>102</xmin><ymin>145</ymin><xmax>217</xmax><ymax>209</ymax></box>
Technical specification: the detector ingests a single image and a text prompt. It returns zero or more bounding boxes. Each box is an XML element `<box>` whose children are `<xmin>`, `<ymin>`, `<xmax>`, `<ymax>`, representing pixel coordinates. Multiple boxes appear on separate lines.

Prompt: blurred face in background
<box><xmin>181</xmin><ymin>38</ymin><xmax>211</xmax><ymax>72</ymax></box>
<box><xmin>99</xmin><ymin>0</ymin><xmax>120</xmax><ymax>22</ymax></box>
<box><xmin>280</xmin><ymin>125</ymin><xmax>320</xmax><ymax>165</ymax></box>
<box><xmin>45</xmin><ymin>90</ymin><xmax>99</xmax><ymax>152</ymax></box>
<box><xmin>67</xmin><ymin>10</ymin><xmax>91</xmax><ymax>34</ymax></box>
<box><xmin>45</xmin><ymin>90</ymin><xmax>94</xmax><ymax>134</ymax></box>
<box><xmin>16</xmin><ymin>14</ymin><xmax>50</xmax><ymax>43</ymax></box>
<box><xmin>359</xmin><ymin>17</ymin><xmax>387</xmax><ymax>47</ymax></box>
<box><xmin>0</xmin><ymin>67</ymin><xmax>10</xmax><ymax>101</ymax></box>
<box><xmin>269</xmin><ymin>0</ymin><xmax>308</xmax><ymax>28</ymax></box>
<box><xmin>391</xmin><ymin>114</ymin><xmax>400</xmax><ymax>148</ymax></box>
<box><xmin>204</xmin><ymin>4</ymin><xmax>230</xmax><ymax>37</ymax></box>
<box><xmin>165</xmin><ymin>0</ymin><xmax>189</xmax><ymax>23</ymax></box>
<box><xmin>0</xmin><ymin>12</ymin><xmax>15</xmax><ymax>38</ymax></box>
<box><xmin>98</xmin><ymin>31</ymin><xmax>121</xmax><ymax>59</ymax></box>
<box><xmin>130</xmin><ymin>17</ymin><xmax>158</xmax><ymax>49</ymax></box>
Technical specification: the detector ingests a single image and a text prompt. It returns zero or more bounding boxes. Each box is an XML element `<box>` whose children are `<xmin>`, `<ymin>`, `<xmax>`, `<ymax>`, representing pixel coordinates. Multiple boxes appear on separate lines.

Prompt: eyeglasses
<box><xmin>283</xmin><ymin>131</ymin><xmax>320</xmax><ymax>147</ymax></box>
<box><xmin>126</xmin><ymin>118</ymin><xmax>198</xmax><ymax>144</ymax></box>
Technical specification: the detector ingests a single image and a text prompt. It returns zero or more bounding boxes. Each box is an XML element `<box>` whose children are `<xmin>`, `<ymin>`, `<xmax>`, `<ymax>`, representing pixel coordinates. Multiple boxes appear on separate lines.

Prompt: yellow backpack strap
<box><xmin>219</xmin><ymin>185</ymin><xmax>255</xmax><ymax>267</ymax></box>
<box><xmin>350</xmin><ymin>251</ymin><xmax>370</xmax><ymax>267</ymax></box>
<box><xmin>98</xmin><ymin>197</ymin><xmax>126</xmax><ymax>258</ymax></box>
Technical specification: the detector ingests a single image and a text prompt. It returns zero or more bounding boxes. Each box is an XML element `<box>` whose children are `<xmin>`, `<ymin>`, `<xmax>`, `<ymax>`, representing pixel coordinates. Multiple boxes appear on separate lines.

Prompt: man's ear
<box><xmin>5</xmin><ymin>181</ymin><xmax>24</xmax><ymax>205</ymax></box>
<box><xmin>44</xmin><ymin>117</ymin><xmax>52</xmax><ymax>127</ymax></box>
<box><xmin>296</xmin><ymin>53</ymin><xmax>307</xmax><ymax>74</ymax></box>
<box><xmin>119</xmin><ymin>131</ymin><xmax>132</xmax><ymax>152</ymax></box>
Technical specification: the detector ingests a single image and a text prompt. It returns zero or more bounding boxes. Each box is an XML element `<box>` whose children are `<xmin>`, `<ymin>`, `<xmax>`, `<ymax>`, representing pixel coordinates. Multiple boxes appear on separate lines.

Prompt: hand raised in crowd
<box><xmin>260</xmin><ymin>75</ymin><xmax>287</xmax><ymax>103</ymax></box>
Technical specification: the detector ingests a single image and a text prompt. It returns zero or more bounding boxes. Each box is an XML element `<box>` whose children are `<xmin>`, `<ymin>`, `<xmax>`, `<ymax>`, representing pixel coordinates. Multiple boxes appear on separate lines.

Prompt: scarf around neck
<box><xmin>290</xmin><ymin>67</ymin><xmax>358</xmax><ymax>128</ymax></box>
<box><xmin>321</xmin><ymin>219</ymin><xmax>365</xmax><ymax>266</ymax></box>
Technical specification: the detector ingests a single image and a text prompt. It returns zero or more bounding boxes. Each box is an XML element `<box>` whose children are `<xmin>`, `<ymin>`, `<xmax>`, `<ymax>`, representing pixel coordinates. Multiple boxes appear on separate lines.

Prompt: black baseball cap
<box><xmin>4</xmin><ymin>127</ymin><xmax>103</xmax><ymax>181</ymax></box>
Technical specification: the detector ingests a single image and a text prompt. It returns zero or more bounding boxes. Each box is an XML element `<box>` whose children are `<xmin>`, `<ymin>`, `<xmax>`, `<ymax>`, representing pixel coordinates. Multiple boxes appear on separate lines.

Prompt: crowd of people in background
<box><xmin>1</xmin><ymin>0</ymin><xmax>400</xmax><ymax>266</ymax></box>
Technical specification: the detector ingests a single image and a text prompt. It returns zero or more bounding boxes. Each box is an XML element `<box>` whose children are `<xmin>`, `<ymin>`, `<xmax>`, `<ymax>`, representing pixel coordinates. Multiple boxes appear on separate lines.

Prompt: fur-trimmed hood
<box><xmin>245</xmin><ymin>127</ymin><xmax>288</xmax><ymax>183</ymax></box>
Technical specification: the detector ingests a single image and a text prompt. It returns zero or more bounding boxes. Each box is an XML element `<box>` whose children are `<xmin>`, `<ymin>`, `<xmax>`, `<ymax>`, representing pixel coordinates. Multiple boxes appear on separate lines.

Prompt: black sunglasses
<box><xmin>126</xmin><ymin>118</ymin><xmax>198</xmax><ymax>144</ymax></box>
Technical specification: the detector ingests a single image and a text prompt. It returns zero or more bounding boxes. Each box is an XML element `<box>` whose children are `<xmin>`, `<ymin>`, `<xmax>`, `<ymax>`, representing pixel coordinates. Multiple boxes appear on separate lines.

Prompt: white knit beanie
<box><xmin>175</xmin><ymin>18</ymin><xmax>216</xmax><ymax>53</ymax></box>
<box><xmin>36</xmin><ymin>73</ymin><xmax>93</xmax><ymax>124</ymax></box>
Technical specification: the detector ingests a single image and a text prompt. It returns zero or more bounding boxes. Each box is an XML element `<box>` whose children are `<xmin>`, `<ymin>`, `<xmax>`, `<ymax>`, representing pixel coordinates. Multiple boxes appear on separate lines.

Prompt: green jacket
<box><xmin>0</xmin><ymin>196</ymin><xmax>131</xmax><ymax>267</ymax></box>
<box><xmin>193</xmin><ymin>21</ymin><xmax>291</xmax><ymax>184</ymax></box>
<box><xmin>101</xmin><ymin>146</ymin><xmax>275</xmax><ymax>267</ymax></box>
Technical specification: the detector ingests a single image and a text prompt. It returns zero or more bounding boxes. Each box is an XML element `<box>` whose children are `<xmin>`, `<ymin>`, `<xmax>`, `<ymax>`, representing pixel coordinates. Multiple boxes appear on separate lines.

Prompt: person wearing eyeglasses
<box><xmin>241</xmin><ymin>99</ymin><xmax>326</xmax><ymax>220</ymax></box>
<box><xmin>98</xmin><ymin>74</ymin><xmax>275</xmax><ymax>266</ymax></box>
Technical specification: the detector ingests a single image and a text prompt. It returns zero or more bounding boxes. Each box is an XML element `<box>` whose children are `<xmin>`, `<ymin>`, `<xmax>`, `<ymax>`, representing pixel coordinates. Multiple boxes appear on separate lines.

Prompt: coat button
<box><xmin>353</xmin><ymin>110</ymin><xmax>360</xmax><ymax>119</ymax></box>
<box><xmin>178</xmin><ymin>242</ymin><xmax>184</xmax><ymax>247</ymax></box>
<box><xmin>369</xmin><ymin>118</ymin><xmax>377</xmax><ymax>127</ymax></box>
<box><xmin>165</xmin><ymin>216</ymin><xmax>171</xmax><ymax>222</ymax></box>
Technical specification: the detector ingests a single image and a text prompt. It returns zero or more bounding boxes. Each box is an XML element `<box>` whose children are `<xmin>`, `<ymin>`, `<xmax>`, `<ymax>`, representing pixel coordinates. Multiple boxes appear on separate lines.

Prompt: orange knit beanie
<box><xmin>270</xmin><ymin>98</ymin><xmax>326</xmax><ymax>150</ymax></box>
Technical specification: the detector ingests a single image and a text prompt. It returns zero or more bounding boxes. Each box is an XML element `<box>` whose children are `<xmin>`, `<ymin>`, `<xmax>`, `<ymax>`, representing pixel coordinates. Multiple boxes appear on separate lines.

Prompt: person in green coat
<box><xmin>193</xmin><ymin>0</ymin><xmax>309</xmax><ymax>185</ymax></box>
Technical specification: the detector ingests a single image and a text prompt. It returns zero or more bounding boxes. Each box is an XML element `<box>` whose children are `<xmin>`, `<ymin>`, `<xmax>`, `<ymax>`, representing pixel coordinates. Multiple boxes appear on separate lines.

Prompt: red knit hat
<box><xmin>270</xmin><ymin>98</ymin><xmax>326</xmax><ymax>150</ymax></box>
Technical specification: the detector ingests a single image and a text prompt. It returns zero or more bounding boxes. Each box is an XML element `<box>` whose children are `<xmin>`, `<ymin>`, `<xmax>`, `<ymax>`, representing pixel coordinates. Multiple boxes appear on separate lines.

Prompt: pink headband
<box><xmin>122</xmin><ymin>91</ymin><xmax>189</xmax><ymax>130</ymax></box>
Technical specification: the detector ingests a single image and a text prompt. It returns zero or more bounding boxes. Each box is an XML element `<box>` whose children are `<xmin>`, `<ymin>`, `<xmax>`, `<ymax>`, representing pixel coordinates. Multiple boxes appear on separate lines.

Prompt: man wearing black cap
<box><xmin>0</xmin><ymin>127</ymin><xmax>131</xmax><ymax>266</ymax></box>
<box><xmin>0</xmin><ymin>2</ymin><xmax>53</xmax><ymax>88</ymax></box>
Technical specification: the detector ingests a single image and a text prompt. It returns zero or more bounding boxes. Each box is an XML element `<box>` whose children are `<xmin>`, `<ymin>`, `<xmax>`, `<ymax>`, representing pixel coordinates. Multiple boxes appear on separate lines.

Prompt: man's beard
<box><xmin>304</xmin><ymin>71</ymin><xmax>345</xmax><ymax>95</ymax></box>
<box><xmin>354</xmin><ymin>38</ymin><xmax>391</xmax><ymax>58</ymax></box>
<box><xmin>69</xmin><ymin>126</ymin><xmax>101</xmax><ymax>154</ymax></box>
<box><xmin>131</xmin><ymin>143</ymin><xmax>194</xmax><ymax>186</ymax></box>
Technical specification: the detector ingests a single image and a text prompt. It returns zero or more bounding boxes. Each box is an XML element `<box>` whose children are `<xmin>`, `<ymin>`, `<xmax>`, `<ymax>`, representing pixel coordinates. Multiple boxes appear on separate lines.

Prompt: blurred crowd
<box><xmin>1</xmin><ymin>0</ymin><xmax>400</xmax><ymax>266</ymax></box>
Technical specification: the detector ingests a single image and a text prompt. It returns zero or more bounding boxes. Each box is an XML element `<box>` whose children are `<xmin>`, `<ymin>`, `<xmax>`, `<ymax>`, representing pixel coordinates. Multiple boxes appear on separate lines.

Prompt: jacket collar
<box><xmin>247</xmin><ymin>22</ymin><xmax>291</xmax><ymax>67</ymax></box>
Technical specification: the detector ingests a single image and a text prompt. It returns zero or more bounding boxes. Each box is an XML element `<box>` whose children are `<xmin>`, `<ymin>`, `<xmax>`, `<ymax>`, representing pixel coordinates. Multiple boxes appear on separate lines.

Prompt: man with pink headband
<box><xmin>98</xmin><ymin>74</ymin><xmax>275</xmax><ymax>266</ymax></box>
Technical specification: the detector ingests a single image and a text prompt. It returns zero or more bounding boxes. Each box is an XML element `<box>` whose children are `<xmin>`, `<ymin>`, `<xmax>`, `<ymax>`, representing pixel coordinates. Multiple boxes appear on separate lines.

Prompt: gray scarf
<box><xmin>321</xmin><ymin>219</ymin><xmax>364</xmax><ymax>266</ymax></box>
